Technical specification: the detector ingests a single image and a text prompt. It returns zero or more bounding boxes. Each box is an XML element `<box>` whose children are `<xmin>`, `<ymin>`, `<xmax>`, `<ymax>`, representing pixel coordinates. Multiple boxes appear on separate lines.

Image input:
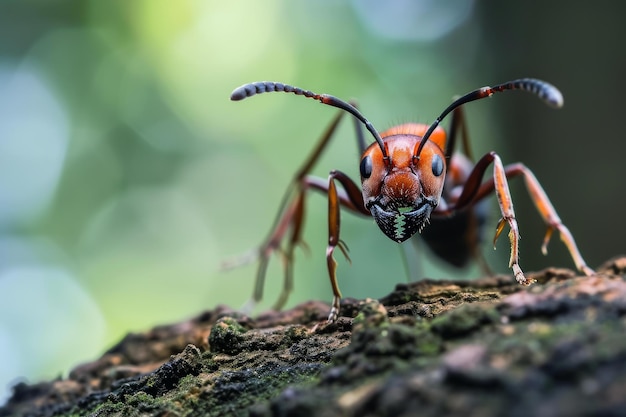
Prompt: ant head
<box><xmin>359</xmin><ymin>128</ymin><xmax>446</xmax><ymax>242</ymax></box>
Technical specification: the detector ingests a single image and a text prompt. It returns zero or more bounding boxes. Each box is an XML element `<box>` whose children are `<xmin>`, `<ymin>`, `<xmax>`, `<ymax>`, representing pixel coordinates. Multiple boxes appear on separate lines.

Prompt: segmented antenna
<box><xmin>415</xmin><ymin>78</ymin><xmax>564</xmax><ymax>157</ymax></box>
<box><xmin>231</xmin><ymin>82</ymin><xmax>318</xmax><ymax>101</ymax></box>
<box><xmin>230</xmin><ymin>81</ymin><xmax>388</xmax><ymax>159</ymax></box>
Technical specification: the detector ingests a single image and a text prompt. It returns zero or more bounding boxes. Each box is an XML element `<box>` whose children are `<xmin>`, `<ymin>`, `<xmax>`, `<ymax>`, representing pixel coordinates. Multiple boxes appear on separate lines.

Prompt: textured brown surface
<box><xmin>2</xmin><ymin>257</ymin><xmax>626</xmax><ymax>417</ymax></box>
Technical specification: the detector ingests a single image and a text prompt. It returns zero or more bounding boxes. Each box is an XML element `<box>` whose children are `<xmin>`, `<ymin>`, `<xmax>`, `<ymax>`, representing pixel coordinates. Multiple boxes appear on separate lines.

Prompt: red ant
<box><xmin>229</xmin><ymin>78</ymin><xmax>594</xmax><ymax>322</ymax></box>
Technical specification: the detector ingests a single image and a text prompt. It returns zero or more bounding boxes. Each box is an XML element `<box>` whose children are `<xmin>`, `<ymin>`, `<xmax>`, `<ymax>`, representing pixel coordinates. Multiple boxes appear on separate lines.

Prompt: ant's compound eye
<box><xmin>360</xmin><ymin>155</ymin><xmax>373</xmax><ymax>179</ymax></box>
<box><xmin>431</xmin><ymin>154</ymin><xmax>444</xmax><ymax>177</ymax></box>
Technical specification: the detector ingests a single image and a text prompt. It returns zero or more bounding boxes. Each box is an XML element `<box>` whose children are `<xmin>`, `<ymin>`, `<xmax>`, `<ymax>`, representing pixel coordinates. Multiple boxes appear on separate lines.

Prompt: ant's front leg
<box><xmin>325</xmin><ymin>170</ymin><xmax>369</xmax><ymax>322</ymax></box>
<box><xmin>436</xmin><ymin>151</ymin><xmax>594</xmax><ymax>284</ymax></box>
<box><xmin>479</xmin><ymin>159</ymin><xmax>594</xmax><ymax>277</ymax></box>
<box><xmin>253</xmin><ymin>173</ymin><xmax>367</xmax><ymax>313</ymax></box>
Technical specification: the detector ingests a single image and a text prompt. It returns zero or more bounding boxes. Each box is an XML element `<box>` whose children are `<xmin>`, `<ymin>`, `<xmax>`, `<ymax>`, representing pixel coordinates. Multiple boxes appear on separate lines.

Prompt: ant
<box><xmin>229</xmin><ymin>78</ymin><xmax>594</xmax><ymax>322</ymax></box>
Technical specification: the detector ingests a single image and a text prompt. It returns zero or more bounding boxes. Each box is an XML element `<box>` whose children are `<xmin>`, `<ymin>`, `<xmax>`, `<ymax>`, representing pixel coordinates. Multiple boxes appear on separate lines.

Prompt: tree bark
<box><xmin>2</xmin><ymin>257</ymin><xmax>626</xmax><ymax>417</ymax></box>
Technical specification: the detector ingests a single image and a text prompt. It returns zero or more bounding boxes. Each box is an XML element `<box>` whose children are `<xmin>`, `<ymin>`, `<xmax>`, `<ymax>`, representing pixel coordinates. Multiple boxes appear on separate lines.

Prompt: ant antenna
<box><xmin>414</xmin><ymin>78</ymin><xmax>564</xmax><ymax>158</ymax></box>
<box><xmin>231</xmin><ymin>82</ymin><xmax>389</xmax><ymax>159</ymax></box>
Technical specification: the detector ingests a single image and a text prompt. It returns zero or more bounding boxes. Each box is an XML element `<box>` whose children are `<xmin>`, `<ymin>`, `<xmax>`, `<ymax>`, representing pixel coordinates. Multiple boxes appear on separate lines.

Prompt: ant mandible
<box><xmin>229</xmin><ymin>78</ymin><xmax>594</xmax><ymax>323</ymax></box>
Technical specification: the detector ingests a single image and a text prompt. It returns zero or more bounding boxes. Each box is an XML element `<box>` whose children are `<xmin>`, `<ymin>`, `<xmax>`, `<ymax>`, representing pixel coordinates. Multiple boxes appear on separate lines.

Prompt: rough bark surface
<box><xmin>2</xmin><ymin>256</ymin><xmax>626</xmax><ymax>417</ymax></box>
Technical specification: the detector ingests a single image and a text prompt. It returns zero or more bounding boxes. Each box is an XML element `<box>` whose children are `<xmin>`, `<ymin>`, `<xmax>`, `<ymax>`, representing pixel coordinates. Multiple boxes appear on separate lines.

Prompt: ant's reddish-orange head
<box><xmin>359</xmin><ymin>124</ymin><xmax>447</xmax><ymax>242</ymax></box>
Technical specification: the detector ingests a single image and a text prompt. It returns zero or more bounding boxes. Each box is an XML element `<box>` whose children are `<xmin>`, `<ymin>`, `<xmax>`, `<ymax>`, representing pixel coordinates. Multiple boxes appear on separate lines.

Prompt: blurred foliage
<box><xmin>0</xmin><ymin>0</ymin><xmax>624</xmax><ymax>404</ymax></box>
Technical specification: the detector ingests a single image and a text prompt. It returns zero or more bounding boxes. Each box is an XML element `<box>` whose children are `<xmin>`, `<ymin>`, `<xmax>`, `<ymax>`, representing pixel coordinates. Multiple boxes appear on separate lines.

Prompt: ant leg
<box><xmin>325</xmin><ymin>170</ymin><xmax>368</xmax><ymax>322</ymax></box>
<box><xmin>491</xmin><ymin>154</ymin><xmax>526</xmax><ymax>283</ymax></box>
<box><xmin>435</xmin><ymin>152</ymin><xmax>527</xmax><ymax>283</ymax></box>
<box><xmin>437</xmin><ymin>151</ymin><xmax>593</xmax><ymax>283</ymax></box>
<box><xmin>269</xmin><ymin>174</ymin><xmax>367</xmax><ymax>312</ymax></box>
<box><xmin>513</xmin><ymin>165</ymin><xmax>593</xmax><ymax>275</ymax></box>
<box><xmin>474</xmin><ymin>162</ymin><xmax>594</xmax><ymax>276</ymax></box>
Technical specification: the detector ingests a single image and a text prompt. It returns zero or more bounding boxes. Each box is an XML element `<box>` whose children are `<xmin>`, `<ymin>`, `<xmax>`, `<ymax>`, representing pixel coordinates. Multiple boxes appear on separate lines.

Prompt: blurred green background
<box><xmin>1</xmin><ymin>0</ymin><xmax>624</xmax><ymax>404</ymax></box>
